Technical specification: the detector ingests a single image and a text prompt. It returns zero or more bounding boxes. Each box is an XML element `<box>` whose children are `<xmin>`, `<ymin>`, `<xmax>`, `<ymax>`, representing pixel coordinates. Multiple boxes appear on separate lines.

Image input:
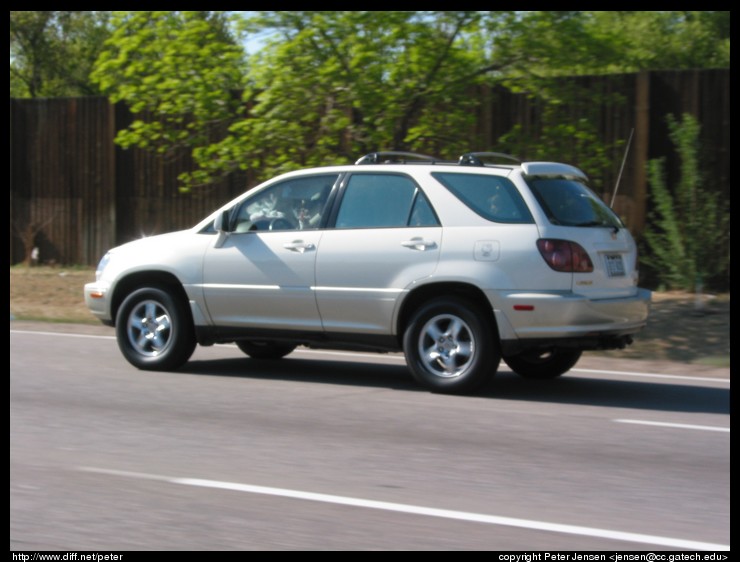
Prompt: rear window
<box><xmin>432</xmin><ymin>173</ymin><xmax>534</xmax><ymax>224</ymax></box>
<box><xmin>526</xmin><ymin>178</ymin><xmax>623</xmax><ymax>229</ymax></box>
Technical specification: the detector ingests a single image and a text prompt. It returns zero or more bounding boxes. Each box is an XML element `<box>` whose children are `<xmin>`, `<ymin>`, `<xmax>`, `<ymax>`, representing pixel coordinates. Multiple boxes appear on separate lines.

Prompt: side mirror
<box><xmin>214</xmin><ymin>209</ymin><xmax>231</xmax><ymax>233</ymax></box>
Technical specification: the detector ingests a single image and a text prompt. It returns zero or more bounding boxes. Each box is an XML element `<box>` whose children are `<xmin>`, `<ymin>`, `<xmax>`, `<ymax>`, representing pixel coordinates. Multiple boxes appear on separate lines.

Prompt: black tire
<box><xmin>403</xmin><ymin>297</ymin><xmax>500</xmax><ymax>394</ymax></box>
<box><xmin>235</xmin><ymin>340</ymin><xmax>297</xmax><ymax>360</ymax></box>
<box><xmin>504</xmin><ymin>349</ymin><xmax>582</xmax><ymax>379</ymax></box>
<box><xmin>115</xmin><ymin>287</ymin><xmax>196</xmax><ymax>371</ymax></box>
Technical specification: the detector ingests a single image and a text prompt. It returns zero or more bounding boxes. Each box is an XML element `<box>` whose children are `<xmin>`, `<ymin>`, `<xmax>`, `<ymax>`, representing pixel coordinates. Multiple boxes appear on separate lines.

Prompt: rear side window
<box><xmin>335</xmin><ymin>173</ymin><xmax>439</xmax><ymax>228</ymax></box>
<box><xmin>432</xmin><ymin>172</ymin><xmax>534</xmax><ymax>224</ymax></box>
<box><xmin>526</xmin><ymin>178</ymin><xmax>623</xmax><ymax>229</ymax></box>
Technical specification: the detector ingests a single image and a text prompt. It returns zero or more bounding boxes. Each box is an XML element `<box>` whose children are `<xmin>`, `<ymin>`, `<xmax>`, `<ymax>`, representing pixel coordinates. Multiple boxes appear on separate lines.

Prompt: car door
<box><xmin>202</xmin><ymin>174</ymin><xmax>338</xmax><ymax>330</ymax></box>
<box><xmin>315</xmin><ymin>172</ymin><xmax>442</xmax><ymax>335</ymax></box>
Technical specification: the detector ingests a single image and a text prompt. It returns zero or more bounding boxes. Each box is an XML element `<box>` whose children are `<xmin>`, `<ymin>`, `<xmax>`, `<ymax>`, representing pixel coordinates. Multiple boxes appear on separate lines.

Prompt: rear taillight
<box><xmin>537</xmin><ymin>239</ymin><xmax>594</xmax><ymax>273</ymax></box>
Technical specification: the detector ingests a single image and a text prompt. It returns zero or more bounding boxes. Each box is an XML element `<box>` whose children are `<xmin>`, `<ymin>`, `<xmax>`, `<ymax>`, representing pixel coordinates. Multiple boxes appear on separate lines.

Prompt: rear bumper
<box><xmin>491</xmin><ymin>288</ymin><xmax>651</xmax><ymax>351</ymax></box>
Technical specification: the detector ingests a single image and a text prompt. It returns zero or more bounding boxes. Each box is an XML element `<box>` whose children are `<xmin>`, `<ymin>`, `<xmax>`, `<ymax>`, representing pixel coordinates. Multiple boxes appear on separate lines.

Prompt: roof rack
<box><xmin>354</xmin><ymin>150</ymin><xmax>522</xmax><ymax>167</ymax></box>
<box><xmin>355</xmin><ymin>151</ymin><xmax>439</xmax><ymax>165</ymax></box>
<box><xmin>458</xmin><ymin>152</ymin><xmax>521</xmax><ymax>166</ymax></box>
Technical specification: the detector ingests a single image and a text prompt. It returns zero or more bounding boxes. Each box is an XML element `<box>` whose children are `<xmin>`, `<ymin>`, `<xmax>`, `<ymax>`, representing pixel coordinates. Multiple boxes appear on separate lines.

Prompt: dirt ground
<box><xmin>9</xmin><ymin>266</ymin><xmax>730</xmax><ymax>367</ymax></box>
<box><xmin>595</xmin><ymin>290</ymin><xmax>730</xmax><ymax>367</ymax></box>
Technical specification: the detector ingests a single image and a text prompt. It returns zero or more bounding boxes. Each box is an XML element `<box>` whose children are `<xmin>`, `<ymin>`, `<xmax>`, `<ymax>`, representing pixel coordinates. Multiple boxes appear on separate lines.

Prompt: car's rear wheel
<box><xmin>403</xmin><ymin>297</ymin><xmax>500</xmax><ymax>394</ymax></box>
<box><xmin>236</xmin><ymin>341</ymin><xmax>297</xmax><ymax>360</ymax></box>
<box><xmin>116</xmin><ymin>287</ymin><xmax>196</xmax><ymax>371</ymax></box>
<box><xmin>504</xmin><ymin>349</ymin><xmax>582</xmax><ymax>379</ymax></box>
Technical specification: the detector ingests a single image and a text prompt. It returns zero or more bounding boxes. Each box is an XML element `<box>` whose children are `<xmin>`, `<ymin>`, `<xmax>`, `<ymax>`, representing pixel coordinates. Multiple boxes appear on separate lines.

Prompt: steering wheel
<box><xmin>269</xmin><ymin>217</ymin><xmax>295</xmax><ymax>231</ymax></box>
<box><xmin>248</xmin><ymin>217</ymin><xmax>295</xmax><ymax>231</ymax></box>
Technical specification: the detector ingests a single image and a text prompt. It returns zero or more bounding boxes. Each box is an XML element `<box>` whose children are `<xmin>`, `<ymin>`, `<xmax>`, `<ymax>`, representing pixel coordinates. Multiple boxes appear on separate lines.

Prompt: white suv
<box><xmin>85</xmin><ymin>152</ymin><xmax>650</xmax><ymax>394</ymax></box>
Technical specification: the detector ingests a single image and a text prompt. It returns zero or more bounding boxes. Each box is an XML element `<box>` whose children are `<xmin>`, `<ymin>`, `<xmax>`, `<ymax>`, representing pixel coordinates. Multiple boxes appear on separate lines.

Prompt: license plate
<box><xmin>604</xmin><ymin>254</ymin><xmax>625</xmax><ymax>277</ymax></box>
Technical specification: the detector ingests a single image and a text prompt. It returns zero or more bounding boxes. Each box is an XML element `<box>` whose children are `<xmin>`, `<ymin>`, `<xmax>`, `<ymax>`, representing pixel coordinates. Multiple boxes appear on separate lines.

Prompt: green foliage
<box><xmin>84</xmin><ymin>11</ymin><xmax>730</xmax><ymax>192</ymax></box>
<box><xmin>90</xmin><ymin>11</ymin><xmax>246</xmax><ymax>159</ymax></box>
<box><xmin>10</xmin><ymin>11</ymin><xmax>113</xmax><ymax>97</ymax></box>
<box><xmin>587</xmin><ymin>11</ymin><xmax>730</xmax><ymax>72</ymax></box>
<box><xmin>492</xmin><ymin>11</ymin><xmax>730</xmax><ymax>81</ymax></box>
<box><xmin>496</xmin><ymin>80</ymin><xmax>623</xmax><ymax>193</ymax></box>
<box><xmin>641</xmin><ymin>114</ymin><xmax>730</xmax><ymax>291</ymax></box>
<box><xmin>186</xmin><ymin>11</ymin><xmax>491</xmax><ymax>187</ymax></box>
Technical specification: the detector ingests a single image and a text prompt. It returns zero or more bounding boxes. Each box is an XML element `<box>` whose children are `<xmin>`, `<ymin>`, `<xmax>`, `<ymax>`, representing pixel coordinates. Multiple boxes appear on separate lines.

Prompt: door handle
<box><xmin>401</xmin><ymin>238</ymin><xmax>437</xmax><ymax>251</ymax></box>
<box><xmin>283</xmin><ymin>241</ymin><xmax>315</xmax><ymax>253</ymax></box>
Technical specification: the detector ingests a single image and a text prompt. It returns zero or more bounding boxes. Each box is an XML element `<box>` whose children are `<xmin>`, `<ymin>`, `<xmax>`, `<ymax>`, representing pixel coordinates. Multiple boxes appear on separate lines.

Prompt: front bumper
<box><xmin>84</xmin><ymin>281</ymin><xmax>113</xmax><ymax>324</ymax></box>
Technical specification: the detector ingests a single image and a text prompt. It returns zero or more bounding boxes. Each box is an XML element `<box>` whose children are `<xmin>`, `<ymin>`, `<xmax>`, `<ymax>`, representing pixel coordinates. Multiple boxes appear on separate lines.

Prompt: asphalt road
<box><xmin>10</xmin><ymin>322</ymin><xmax>730</xmax><ymax>552</ymax></box>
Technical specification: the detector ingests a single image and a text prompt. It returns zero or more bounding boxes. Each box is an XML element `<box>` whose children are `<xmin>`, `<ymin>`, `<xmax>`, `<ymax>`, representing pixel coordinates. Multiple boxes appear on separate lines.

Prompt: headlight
<box><xmin>95</xmin><ymin>252</ymin><xmax>112</xmax><ymax>282</ymax></box>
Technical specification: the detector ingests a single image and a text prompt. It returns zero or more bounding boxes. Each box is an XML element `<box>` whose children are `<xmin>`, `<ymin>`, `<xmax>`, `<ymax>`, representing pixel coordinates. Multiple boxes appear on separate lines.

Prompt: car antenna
<box><xmin>610</xmin><ymin>128</ymin><xmax>634</xmax><ymax>208</ymax></box>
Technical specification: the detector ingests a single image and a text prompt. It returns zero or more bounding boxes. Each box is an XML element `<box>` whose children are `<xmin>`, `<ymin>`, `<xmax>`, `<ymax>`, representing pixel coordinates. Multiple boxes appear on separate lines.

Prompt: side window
<box><xmin>432</xmin><ymin>172</ymin><xmax>534</xmax><ymax>224</ymax></box>
<box><xmin>233</xmin><ymin>174</ymin><xmax>337</xmax><ymax>232</ymax></box>
<box><xmin>335</xmin><ymin>174</ymin><xmax>438</xmax><ymax>229</ymax></box>
<box><xmin>409</xmin><ymin>191</ymin><xmax>439</xmax><ymax>227</ymax></box>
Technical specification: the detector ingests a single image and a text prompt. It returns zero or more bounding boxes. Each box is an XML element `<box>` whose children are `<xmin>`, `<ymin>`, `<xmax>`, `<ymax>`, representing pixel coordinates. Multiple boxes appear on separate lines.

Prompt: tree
<box><xmin>487</xmin><ymin>11</ymin><xmax>729</xmax><ymax>83</ymax></box>
<box><xmin>475</xmin><ymin>11</ymin><xmax>730</xmax><ymax>195</ymax></box>
<box><xmin>185</xmin><ymin>11</ymin><xmax>503</xmax><ymax>187</ymax></box>
<box><xmin>90</xmin><ymin>11</ymin><xmax>247</xmax><ymax>159</ymax></box>
<box><xmin>586</xmin><ymin>11</ymin><xmax>730</xmax><ymax>72</ymax></box>
<box><xmin>89</xmin><ymin>11</ymin><xmax>730</xmax><ymax>191</ymax></box>
<box><xmin>10</xmin><ymin>11</ymin><xmax>112</xmax><ymax>98</ymax></box>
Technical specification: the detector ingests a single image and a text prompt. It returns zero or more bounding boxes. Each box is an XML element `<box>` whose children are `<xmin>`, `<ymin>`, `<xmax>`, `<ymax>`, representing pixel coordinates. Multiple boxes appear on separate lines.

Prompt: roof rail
<box><xmin>458</xmin><ymin>152</ymin><xmax>521</xmax><ymax>166</ymax></box>
<box><xmin>355</xmin><ymin>151</ymin><xmax>438</xmax><ymax>165</ymax></box>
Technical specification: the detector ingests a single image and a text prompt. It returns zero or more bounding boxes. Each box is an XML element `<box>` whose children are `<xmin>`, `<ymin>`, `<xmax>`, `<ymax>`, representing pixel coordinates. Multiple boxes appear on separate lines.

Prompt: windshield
<box><xmin>526</xmin><ymin>177</ymin><xmax>623</xmax><ymax>230</ymax></box>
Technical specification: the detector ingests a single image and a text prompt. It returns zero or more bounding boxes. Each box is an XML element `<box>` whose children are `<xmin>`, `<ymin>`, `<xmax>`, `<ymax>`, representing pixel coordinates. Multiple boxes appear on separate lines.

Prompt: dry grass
<box><xmin>10</xmin><ymin>266</ymin><xmax>730</xmax><ymax>367</ymax></box>
<box><xmin>10</xmin><ymin>266</ymin><xmax>97</xmax><ymax>324</ymax></box>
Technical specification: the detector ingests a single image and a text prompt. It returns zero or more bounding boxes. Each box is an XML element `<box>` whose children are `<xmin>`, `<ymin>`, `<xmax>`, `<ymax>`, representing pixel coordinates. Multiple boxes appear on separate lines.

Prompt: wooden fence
<box><xmin>9</xmin><ymin>69</ymin><xmax>730</xmax><ymax>266</ymax></box>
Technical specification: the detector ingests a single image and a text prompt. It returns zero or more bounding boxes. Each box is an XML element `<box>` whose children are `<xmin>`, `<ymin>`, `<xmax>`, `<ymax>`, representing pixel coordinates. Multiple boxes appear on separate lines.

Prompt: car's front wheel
<box><xmin>236</xmin><ymin>341</ymin><xmax>297</xmax><ymax>360</ymax></box>
<box><xmin>403</xmin><ymin>297</ymin><xmax>500</xmax><ymax>394</ymax></box>
<box><xmin>504</xmin><ymin>349</ymin><xmax>582</xmax><ymax>379</ymax></box>
<box><xmin>115</xmin><ymin>287</ymin><xmax>196</xmax><ymax>371</ymax></box>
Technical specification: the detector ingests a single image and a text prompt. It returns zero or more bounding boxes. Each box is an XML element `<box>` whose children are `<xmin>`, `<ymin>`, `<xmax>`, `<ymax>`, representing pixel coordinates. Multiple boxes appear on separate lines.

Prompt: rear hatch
<box><xmin>523</xmin><ymin>167</ymin><xmax>639</xmax><ymax>299</ymax></box>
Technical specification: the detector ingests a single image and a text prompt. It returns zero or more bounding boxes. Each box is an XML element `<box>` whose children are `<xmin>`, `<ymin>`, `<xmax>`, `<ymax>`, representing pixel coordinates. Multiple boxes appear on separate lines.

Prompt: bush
<box><xmin>641</xmin><ymin>113</ymin><xmax>730</xmax><ymax>292</ymax></box>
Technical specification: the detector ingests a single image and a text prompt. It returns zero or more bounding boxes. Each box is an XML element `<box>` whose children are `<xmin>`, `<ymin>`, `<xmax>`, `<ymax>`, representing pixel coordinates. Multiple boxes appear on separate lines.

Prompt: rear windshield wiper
<box><xmin>573</xmin><ymin>220</ymin><xmax>620</xmax><ymax>233</ymax></box>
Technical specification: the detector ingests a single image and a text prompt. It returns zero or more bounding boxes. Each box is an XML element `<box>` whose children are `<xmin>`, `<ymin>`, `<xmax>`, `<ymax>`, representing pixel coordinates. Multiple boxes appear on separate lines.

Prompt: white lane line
<box><xmin>292</xmin><ymin>349</ymin><xmax>731</xmax><ymax>381</ymax></box>
<box><xmin>615</xmin><ymin>419</ymin><xmax>729</xmax><ymax>432</ymax></box>
<box><xmin>572</xmin><ymin>368</ymin><xmax>729</xmax><ymax>384</ymax></box>
<box><xmin>291</xmin><ymin>350</ymin><xmax>731</xmax><ymax>383</ymax></box>
<box><xmin>10</xmin><ymin>329</ymin><xmax>730</xmax><ymax>383</ymax></box>
<box><xmin>78</xmin><ymin>466</ymin><xmax>729</xmax><ymax>551</ymax></box>
<box><xmin>10</xmin><ymin>329</ymin><xmax>116</xmax><ymax>340</ymax></box>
